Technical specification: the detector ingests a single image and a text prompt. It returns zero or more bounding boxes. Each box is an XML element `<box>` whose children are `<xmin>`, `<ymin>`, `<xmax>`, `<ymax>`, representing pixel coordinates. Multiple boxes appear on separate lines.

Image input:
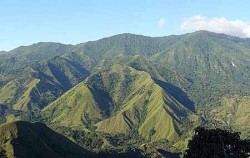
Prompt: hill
<box><xmin>43</xmin><ymin>64</ymin><xmax>199</xmax><ymax>142</ymax></box>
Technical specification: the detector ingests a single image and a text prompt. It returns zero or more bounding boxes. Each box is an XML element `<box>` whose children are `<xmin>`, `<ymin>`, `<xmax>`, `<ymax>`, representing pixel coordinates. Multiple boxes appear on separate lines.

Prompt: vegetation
<box><xmin>184</xmin><ymin>127</ymin><xmax>250</xmax><ymax>158</ymax></box>
<box><xmin>42</xmin><ymin>64</ymin><xmax>199</xmax><ymax>142</ymax></box>
<box><xmin>209</xmin><ymin>95</ymin><xmax>250</xmax><ymax>139</ymax></box>
<box><xmin>0</xmin><ymin>31</ymin><xmax>249</xmax><ymax>156</ymax></box>
<box><xmin>0</xmin><ymin>121</ymin><xmax>92</xmax><ymax>158</ymax></box>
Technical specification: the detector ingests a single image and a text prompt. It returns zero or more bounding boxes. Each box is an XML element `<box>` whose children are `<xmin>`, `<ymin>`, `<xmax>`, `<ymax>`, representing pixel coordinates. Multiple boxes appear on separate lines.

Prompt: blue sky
<box><xmin>1</xmin><ymin>0</ymin><xmax>250</xmax><ymax>51</ymax></box>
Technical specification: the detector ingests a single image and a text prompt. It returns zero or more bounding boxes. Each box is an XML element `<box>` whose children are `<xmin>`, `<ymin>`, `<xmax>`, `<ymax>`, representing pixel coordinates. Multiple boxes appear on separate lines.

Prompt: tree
<box><xmin>184</xmin><ymin>127</ymin><xmax>250</xmax><ymax>158</ymax></box>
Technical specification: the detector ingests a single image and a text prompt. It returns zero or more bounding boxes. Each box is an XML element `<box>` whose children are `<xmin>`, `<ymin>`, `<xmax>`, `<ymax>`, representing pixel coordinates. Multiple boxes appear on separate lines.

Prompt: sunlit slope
<box><xmin>42</xmin><ymin>82</ymin><xmax>103</xmax><ymax>127</ymax></box>
<box><xmin>0</xmin><ymin>43</ymin><xmax>89</xmax><ymax>111</ymax></box>
<box><xmin>0</xmin><ymin>81</ymin><xmax>18</xmax><ymax>105</ymax></box>
<box><xmin>1</xmin><ymin>31</ymin><xmax>250</xmax><ymax>112</ymax></box>
<box><xmin>211</xmin><ymin>95</ymin><xmax>250</xmax><ymax>139</ymax></box>
<box><xmin>13</xmin><ymin>79</ymin><xmax>40</xmax><ymax>111</ymax></box>
<box><xmin>95</xmin><ymin>65</ymin><xmax>198</xmax><ymax>141</ymax></box>
<box><xmin>44</xmin><ymin>64</ymin><xmax>199</xmax><ymax>141</ymax></box>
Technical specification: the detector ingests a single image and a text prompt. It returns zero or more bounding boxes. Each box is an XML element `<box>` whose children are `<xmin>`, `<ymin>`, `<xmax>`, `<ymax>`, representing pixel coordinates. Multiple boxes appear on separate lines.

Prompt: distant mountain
<box><xmin>1</xmin><ymin>31</ymin><xmax>249</xmax><ymax>112</ymax></box>
<box><xmin>0</xmin><ymin>121</ymin><xmax>91</xmax><ymax>158</ymax></box>
<box><xmin>0</xmin><ymin>42</ymin><xmax>95</xmax><ymax>123</ymax></box>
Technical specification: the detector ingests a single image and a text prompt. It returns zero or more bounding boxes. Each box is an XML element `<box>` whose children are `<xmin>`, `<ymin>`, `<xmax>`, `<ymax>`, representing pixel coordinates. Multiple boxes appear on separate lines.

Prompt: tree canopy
<box><xmin>184</xmin><ymin>127</ymin><xmax>250</xmax><ymax>158</ymax></box>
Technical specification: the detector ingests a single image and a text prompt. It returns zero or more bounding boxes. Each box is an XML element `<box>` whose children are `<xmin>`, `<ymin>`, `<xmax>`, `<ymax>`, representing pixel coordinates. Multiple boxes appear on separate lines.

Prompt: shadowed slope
<box><xmin>0</xmin><ymin>121</ymin><xmax>91</xmax><ymax>158</ymax></box>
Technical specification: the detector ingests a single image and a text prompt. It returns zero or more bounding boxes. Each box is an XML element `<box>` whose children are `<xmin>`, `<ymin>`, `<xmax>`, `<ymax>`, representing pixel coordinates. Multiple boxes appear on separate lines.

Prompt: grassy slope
<box><xmin>0</xmin><ymin>81</ymin><xmax>18</xmax><ymax>105</ymax></box>
<box><xmin>210</xmin><ymin>95</ymin><xmax>250</xmax><ymax>139</ymax></box>
<box><xmin>94</xmin><ymin>65</ymin><xmax>155</xmax><ymax>134</ymax></box>
<box><xmin>44</xmin><ymin>64</ymin><xmax>199</xmax><ymax>141</ymax></box>
<box><xmin>42</xmin><ymin>82</ymin><xmax>103</xmax><ymax>127</ymax></box>
<box><xmin>0</xmin><ymin>43</ymin><xmax>89</xmax><ymax>111</ymax></box>
<box><xmin>30</xmin><ymin>56</ymin><xmax>90</xmax><ymax>109</ymax></box>
<box><xmin>13</xmin><ymin>79</ymin><xmax>40</xmax><ymax>111</ymax></box>
<box><xmin>96</xmin><ymin>67</ymin><xmax>198</xmax><ymax>141</ymax></box>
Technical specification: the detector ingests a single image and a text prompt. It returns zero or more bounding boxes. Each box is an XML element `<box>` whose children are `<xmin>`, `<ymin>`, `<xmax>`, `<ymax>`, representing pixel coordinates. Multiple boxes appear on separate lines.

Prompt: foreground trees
<box><xmin>184</xmin><ymin>127</ymin><xmax>250</xmax><ymax>158</ymax></box>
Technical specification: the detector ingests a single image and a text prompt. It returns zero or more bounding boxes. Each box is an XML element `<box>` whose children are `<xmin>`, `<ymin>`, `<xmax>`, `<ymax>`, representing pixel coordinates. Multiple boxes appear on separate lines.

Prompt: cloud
<box><xmin>181</xmin><ymin>15</ymin><xmax>250</xmax><ymax>38</ymax></box>
<box><xmin>157</xmin><ymin>18</ymin><xmax>167</xmax><ymax>28</ymax></box>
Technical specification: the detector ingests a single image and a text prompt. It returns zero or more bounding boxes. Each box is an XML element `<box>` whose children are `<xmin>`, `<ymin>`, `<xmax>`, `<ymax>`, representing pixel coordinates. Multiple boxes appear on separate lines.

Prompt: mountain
<box><xmin>0</xmin><ymin>46</ymin><xmax>90</xmax><ymax>112</ymax></box>
<box><xmin>150</xmin><ymin>31</ymin><xmax>250</xmax><ymax>109</ymax></box>
<box><xmin>1</xmin><ymin>31</ymin><xmax>249</xmax><ymax>112</ymax></box>
<box><xmin>0</xmin><ymin>121</ymin><xmax>91</xmax><ymax>158</ymax></box>
<box><xmin>0</xmin><ymin>31</ymin><xmax>249</xmax><ymax>154</ymax></box>
<box><xmin>42</xmin><ymin>64</ymin><xmax>199</xmax><ymax>142</ymax></box>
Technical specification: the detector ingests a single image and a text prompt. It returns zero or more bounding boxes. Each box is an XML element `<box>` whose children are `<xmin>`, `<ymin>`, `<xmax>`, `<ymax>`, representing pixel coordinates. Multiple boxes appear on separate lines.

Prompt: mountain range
<box><xmin>0</xmin><ymin>31</ymin><xmax>249</xmax><ymax>156</ymax></box>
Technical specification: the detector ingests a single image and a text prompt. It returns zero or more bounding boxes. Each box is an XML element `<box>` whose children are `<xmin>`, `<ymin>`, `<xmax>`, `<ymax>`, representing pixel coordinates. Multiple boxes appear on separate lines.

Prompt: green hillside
<box><xmin>43</xmin><ymin>64</ymin><xmax>199</xmax><ymax>142</ymax></box>
<box><xmin>210</xmin><ymin>95</ymin><xmax>250</xmax><ymax>139</ymax></box>
<box><xmin>0</xmin><ymin>55</ymin><xmax>89</xmax><ymax>111</ymax></box>
<box><xmin>72</xmin><ymin>31</ymin><xmax>250</xmax><ymax>111</ymax></box>
<box><xmin>13</xmin><ymin>79</ymin><xmax>40</xmax><ymax>111</ymax></box>
<box><xmin>0</xmin><ymin>81</ymin><xmax>18</xmax><ymax>105</ymax></box>
<box><xmin>150</xmin><ymin>31</ymin><xmax>250</xmax><ymax>109</ymax></box>
<box><xmin>1</xmin><ymin>31</ymin><xmax>249</xmax><ymax>111</ymax></box>
<box><xmin>42</xmin><ymin>81</ymin><xmax>104</xmax><ymax>127</ymax></box>
<box><xmin>0</xmin><ymin>31</ymin><xmax>249</xmax><ymax>155</ymax></box>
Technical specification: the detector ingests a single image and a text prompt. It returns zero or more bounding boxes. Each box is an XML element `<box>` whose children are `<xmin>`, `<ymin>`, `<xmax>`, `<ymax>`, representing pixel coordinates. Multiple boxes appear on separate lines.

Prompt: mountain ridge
<box><xmin>0</xmin><ymin>30</ymin><xmax>249</xmax><ymax>155</ymax></box>
<box><xmin>42</xmin><ymin>64</ymin><xmax>199</xmax><ymax>141</ymax></box>
<box><xmin>4</xmin><ymin>30</ymin><xmax>248</xmax><ymax>52</ymax></box>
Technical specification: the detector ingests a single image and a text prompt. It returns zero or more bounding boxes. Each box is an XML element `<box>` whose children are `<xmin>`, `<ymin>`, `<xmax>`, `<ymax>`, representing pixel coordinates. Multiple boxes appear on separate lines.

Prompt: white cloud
<box><xmin>157</xmin><ymin>18</ymin><xmax>167</xmax><ymax>28</ymax></box>
<box><xmin>181</xmin><ymin>15</ymin><xmax>250</xmax><ymax>38</ymax></box>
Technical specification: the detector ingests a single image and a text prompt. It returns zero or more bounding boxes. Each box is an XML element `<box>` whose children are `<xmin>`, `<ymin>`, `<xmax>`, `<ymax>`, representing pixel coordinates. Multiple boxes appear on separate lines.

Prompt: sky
<box><xmin>0</xmin><ymin>0</ymin><xmax>250</xmax><ymax>51</ymax></box>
